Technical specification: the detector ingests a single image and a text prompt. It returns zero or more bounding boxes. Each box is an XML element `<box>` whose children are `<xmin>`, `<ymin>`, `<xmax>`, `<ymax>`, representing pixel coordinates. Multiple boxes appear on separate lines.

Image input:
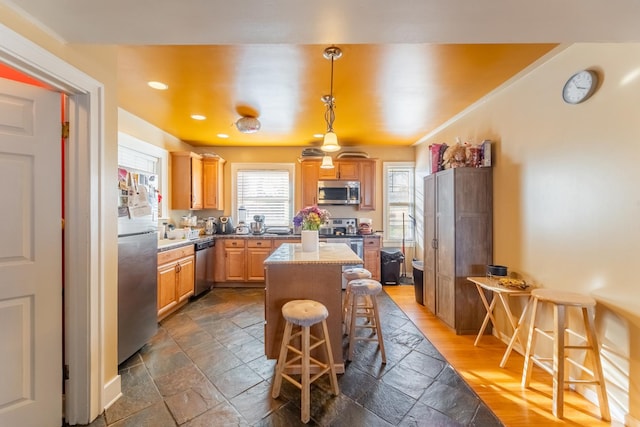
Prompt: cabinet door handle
<box><xmin>432</xmin><ymin>239</ymin><xmax>438</xmax><ymax>249</ymax></box>
<box><xmin>257</xmin><ymin>242</ymin><xmax>262</xmax><ymax>246</ymax></box>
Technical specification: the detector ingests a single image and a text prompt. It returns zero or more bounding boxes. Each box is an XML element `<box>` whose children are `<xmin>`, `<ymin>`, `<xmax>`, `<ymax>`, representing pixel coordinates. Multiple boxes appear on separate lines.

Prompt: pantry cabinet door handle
<box><xmin>432</xmin><ymin>239</ymin><xmax>438</xmax><ymax>249</ymax></box>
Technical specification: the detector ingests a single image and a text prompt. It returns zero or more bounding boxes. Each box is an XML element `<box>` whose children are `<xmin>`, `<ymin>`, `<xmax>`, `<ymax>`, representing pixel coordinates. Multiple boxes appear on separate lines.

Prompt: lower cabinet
<box><xmin>247</xmin><ymin>240</ymin><xmax>272</xmax><ymax>281</ymax></box>
<box><xmin>215</xmin><ymin>238</ymin><xmax>274</xmax><ymax>283</ymax></box>
<box><xmin>157</xmin><ymin>245</ymin><xmax>195</xmax><ymax>320</ymax></box>
<box><xmin>363</xmin><ymin>235</ymin><xmax>382</xmax><ymax>280</ymax></box>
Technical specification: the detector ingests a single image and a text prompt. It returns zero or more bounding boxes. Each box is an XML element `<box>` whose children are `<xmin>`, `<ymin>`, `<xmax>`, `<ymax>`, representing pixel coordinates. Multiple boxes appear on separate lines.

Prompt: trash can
<box><xmin>412</xmin><ymin>259</ymin><xmax>424</xmax><ymax>305</ymax></box>
<box><xmin>380</xmin><ymin>248</ymin><xmax>404</xmax><ymax>285</ymax></box>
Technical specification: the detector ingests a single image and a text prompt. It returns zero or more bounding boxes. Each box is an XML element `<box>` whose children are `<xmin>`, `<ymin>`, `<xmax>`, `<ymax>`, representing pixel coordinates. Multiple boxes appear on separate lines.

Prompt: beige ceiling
<box><xmin>4</xmin><ymin>0</ymin><xmax>639</xmax><ymax>148</ymax></box>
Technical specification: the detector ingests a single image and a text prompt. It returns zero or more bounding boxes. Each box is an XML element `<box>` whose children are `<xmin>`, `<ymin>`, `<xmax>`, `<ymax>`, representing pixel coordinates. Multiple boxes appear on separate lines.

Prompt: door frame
<box><xmin>0</xmin><ymin>24</ymin><xmax>107</xmax><ymax>424</ymax></box>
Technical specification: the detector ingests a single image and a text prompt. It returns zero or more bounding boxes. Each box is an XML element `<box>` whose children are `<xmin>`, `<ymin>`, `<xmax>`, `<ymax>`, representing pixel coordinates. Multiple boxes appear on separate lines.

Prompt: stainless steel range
<box><xmin>319</xmin><ymin>218</ymin><xmax>363</xmax><ymax>288</ymax></box>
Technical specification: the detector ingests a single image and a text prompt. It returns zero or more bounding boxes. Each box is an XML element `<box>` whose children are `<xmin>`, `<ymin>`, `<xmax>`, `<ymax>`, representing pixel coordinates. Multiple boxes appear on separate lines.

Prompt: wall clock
<box><xmin>562</xmin><ymin>69</ymin><xmax>599</xmax><ymax>104</ymax></box>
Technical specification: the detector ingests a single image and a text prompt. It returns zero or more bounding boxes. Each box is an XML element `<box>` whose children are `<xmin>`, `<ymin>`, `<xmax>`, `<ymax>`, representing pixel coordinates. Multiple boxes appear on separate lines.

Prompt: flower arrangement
<box><xmin>293</xmin><ymin>205</ymin><xmax>330</xmax><ymax>231</ymax></box>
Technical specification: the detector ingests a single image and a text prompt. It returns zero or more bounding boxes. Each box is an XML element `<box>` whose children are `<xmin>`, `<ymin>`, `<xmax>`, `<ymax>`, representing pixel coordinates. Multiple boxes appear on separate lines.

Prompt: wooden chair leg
<box><xmin>301</xmin><ymin>325</ymin><xmax>311</xmax><ymax>424</ymax></box>
<box><xmin>583</xmin><ymin>306</ymin><xmax>611</xmax><ymax>421</ymax></box>
<box><xmin>552</xmin><ymin>304</ymin><xmax>565</xmax><ymax>419</ymax></box>
<box><xmin>272</xmin><ymin>321</ymin><xmax>292</xmax><ymax>398</ymax></box>
<box><xmin>347</xmin><ymin>294</ymin><xmax>358</xmax><ymax>361</ymax></box>
<box><xmin>522</xmin><ymin>297</ymin><xmax>539</xmax><ymax>388</ymax></box>
<box><xmin>371</xmin><ymin>296</ymin><xmax>386</xmax><ymax>363</ymax></box>
<box><xmin>321</xmin><ymin>319</ymin><xmax>339</xmax><ymax>395</ymax></box>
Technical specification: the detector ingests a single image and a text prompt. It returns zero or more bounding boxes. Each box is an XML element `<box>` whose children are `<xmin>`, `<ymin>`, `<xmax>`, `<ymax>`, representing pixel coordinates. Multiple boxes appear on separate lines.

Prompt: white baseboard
<box><xmin>103</xmin><ymin>374</ymin><xmax>122</xmax><ymax>410</ymax></box>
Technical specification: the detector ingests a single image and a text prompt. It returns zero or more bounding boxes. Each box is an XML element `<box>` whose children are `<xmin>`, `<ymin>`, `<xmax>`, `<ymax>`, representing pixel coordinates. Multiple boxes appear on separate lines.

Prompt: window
<box><xmin>383</xmin><ymin>162</ymin><xmax>415</xmax><ymax>245</ymax></box>
<box><xmin>232</xmin><ymin>163</ymin><xmax>295</xmax><ymax>227</ymax></box>
<box><xmin>117</xmin><ymin>131</ymin><xmax>169</xmax><ymax>219</ymax></box>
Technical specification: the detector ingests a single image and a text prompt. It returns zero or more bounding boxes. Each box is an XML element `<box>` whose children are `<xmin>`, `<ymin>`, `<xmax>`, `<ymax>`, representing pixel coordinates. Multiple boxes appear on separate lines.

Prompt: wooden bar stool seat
<box><xmin>342</xmin><ymin>268</ymin><xmax>372</xmax><ymax>328</ymax></box>
<box><xmin>271</xmin><ymin>299</ymin><xmax>339</xmax><ymax>424</ymax></box>
<box><xmin>346</xmin><ymin>278</ymin><xmax>386</xmax><ymax>363</ymax></box>
<box><xmin>522</xmin><ymin>288</ymin><xmax>610</xmax><ymax>421</ymax></box>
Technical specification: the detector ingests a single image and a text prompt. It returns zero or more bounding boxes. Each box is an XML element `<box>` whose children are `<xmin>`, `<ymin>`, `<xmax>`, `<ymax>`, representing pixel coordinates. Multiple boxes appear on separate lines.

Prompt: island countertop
<box><xmin>264</xmin><ymin>242</ymin><xmax>363</xmax><ymax>265</ymax></box>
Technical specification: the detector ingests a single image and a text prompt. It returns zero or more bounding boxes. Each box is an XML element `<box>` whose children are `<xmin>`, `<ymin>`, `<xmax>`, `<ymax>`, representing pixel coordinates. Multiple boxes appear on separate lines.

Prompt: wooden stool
<box><xmin>271</xmin><ymin>299</ymin><xmax>339</xmax><ymax>424</ymax></box>
<box><xmin>522</xmin><ymin>289</ymin><xmax>610</xmax><ymax>420</ymax></box>
<box><xmin>342</xmin><ymin>268</ymin><xmax>372</xmax><ymax>329</ymax></box>
<box><xmin>346</xmin><ymin>279</ymin><xmax>386</xmax><ymax>363</ymax></box>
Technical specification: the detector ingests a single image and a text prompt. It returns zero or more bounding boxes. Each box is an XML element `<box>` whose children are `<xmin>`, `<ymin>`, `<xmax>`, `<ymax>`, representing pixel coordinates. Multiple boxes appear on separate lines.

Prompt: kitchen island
<box><xmin>264</xmin><ymin>242</ymin><xmax>362</xmax><ymax>373</ymax></box>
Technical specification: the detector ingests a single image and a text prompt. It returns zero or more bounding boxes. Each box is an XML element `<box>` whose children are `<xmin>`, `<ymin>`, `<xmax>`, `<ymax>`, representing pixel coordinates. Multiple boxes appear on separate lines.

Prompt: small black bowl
<box><xmin>487</xmin><ymin>264</ymin><xmax>508</xmax><ymax>277</ymax></box>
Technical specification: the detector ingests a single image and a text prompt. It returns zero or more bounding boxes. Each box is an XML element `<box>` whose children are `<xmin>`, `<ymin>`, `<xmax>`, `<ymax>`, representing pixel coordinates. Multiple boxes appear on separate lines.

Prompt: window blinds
<box><xmin>237</xmin><ymin>169</ymin><xmax>291</xmax><ymax>226</ymax></box>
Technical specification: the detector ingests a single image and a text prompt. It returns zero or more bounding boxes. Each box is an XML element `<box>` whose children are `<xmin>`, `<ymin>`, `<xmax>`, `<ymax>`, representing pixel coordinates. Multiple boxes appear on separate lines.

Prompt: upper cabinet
<box><xmin>171</xmin><ymin>152</ymin><xmax>225</xmax><ymax>211</ymax></box>
<box><xmin>171</xmin><ymin>152</ymin><xmax>203</xmax><ymax>210</ymax></box>
<box><xmin>300</xmin><ymin>158</ymin><xmax>377</xmax><ymax>210</ymax></box>
<box><xmin>202</xmin><ymin>157</ymin><xmax>225</xmax><ymax>210</ymax></box>
<box><xmin>318</xmin><ymin>160</ymin><xmax>359</xmax><ymax>180</ymax></box>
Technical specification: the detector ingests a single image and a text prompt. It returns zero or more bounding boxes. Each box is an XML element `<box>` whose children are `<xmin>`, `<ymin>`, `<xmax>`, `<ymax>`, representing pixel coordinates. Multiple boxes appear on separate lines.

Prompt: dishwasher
<box><xmin>194</xmin><ymin>239</ymin><xmax>215</xmax><ymax>297</ymax></box>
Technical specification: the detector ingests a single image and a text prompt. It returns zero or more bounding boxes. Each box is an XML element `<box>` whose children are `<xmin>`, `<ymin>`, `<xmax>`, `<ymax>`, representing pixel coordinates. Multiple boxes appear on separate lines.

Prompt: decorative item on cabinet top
<box><xmin>428</xmin><ymin>139</ymin><xmax>491</xmax><ymax>174</ymax></box>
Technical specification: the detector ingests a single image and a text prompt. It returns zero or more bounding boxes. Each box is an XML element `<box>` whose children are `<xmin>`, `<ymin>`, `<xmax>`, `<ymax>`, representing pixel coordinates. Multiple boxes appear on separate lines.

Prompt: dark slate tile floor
<box><xmin>82</xmin><ymin>288</ymin><xmax>503</xmax><ymax>426</ymax></box>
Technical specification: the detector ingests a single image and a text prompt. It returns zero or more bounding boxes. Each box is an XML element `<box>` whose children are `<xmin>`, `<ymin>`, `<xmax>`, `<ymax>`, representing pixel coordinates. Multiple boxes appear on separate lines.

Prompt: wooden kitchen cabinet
<box><xmin>247</xmin><ymin>239</ymin><xmax>273</xmax><ymax>281</ymax></box>
<box><xmin>202</xmin><ymin>157</ymin><xmax>225</xmax><ymax>210</ymax></box>
<box><xmin>317</xmin><ymin>160</ymin><xmax>358</xmax><ymax>180</ymax></box>
<box><xmin>359</xmin><ymin>159</ymin><xmax>376</xmax><ymax>210</ymax></box>
<box><xmin>423</xmin><ymin>168</ymin><xmax>493</xmax><ymax>334</ymax></box>
<box><xmin>157</xmin><ymin>245</ymin><xmax>195</xmax><ymax>320</ymax></box>
<box><xmin>216</xmin><ymin>238</ymin><xmax>273</xmax><ymax>282</ymax></box>
<box><xmin>299</xmin><ymin>158</ymin><xmax>376</xmax><ymax>210</ymax></box>
<box><xmin>171</xmin><ymin>152</ymin><xmax>203</xmax><ymax>210</ymax></box>
<box><xmin>223</xmin><ymin>239</ymin><xmax>246</xmax><ymax>281</ymax></box>
<box><xmin>301</xmin><ymin>160</ymin><xmax>319</xmax><ymax>207</ymax></box>
<box><xmin>363</xmin><ymin>235</ymin><xmax>382</xmax><ymax>280</ymax></box>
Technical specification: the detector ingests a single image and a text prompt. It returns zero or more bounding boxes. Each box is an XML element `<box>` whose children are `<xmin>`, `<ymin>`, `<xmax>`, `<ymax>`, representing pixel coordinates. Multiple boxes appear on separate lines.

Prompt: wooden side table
<box><xmin>467</xmin><ymin>276</ymin><xmax>532</xmax><ymax>368</ymax></box>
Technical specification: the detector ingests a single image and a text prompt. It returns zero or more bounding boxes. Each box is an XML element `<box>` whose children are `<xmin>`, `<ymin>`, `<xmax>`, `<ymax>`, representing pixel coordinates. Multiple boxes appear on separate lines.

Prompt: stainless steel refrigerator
<box><xmin>117</xmin><ymin>167</ymin><xmax>159</xmax><ymax>364</ymax></box>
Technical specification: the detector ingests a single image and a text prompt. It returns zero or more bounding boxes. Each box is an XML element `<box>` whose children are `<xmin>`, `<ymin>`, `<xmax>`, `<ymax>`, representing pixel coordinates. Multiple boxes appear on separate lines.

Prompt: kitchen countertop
<box><xmin>157</xmin><ymin>233</ymin><xmax>381</xmax><ymax>252</ymax></box>
<box><xmin>264</xmin><ymin>242</ymin><xmax>363</xmax><ymax>265</ymax></box>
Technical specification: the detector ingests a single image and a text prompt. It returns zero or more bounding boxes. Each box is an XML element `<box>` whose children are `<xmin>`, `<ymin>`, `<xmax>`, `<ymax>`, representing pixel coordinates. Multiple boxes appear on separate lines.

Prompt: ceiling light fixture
<box><xmin>320</xmin><ymin>46</ymin><xmax>342</xmax><ymax>152</ymax></box>
<box><xmin>191</xmin><ymin>114</ymin><xmax>206</xmax><ymax>120</ymax></box>
<box><xmin>320</xmin><ymin>155</ymin><xmax>335</xmax><ymax>169</ymax></box>
<box><xmin>235</xmin><ymin>116</ymin><xmax>261</xmax><ymax>134</ymax></box>
<box><xmin>147</xmin><ymin>81</ymin><xmax>168</xmax><ymax>90</ymax></box>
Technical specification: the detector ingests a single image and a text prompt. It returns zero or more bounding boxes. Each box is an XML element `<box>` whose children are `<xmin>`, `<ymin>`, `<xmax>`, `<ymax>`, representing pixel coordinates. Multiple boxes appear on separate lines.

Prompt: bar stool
<box><xmin>342</xmin><ymin>268</ymin><xmax>372</xmax><ymax>329</ymax></box>
<box><xmin>346</xmin><ymin>278</ymin><xmax>386</xmax><ymax>363</ymax></box>
<box><xmin>271</xmin><ymin>299</ymin><xmax>339</xmax><ymax>424</ymax></box>
<box><xmin>522</xmin><ymin>289</ymin><xmax>610</xmax><ymax>420</ymax></box>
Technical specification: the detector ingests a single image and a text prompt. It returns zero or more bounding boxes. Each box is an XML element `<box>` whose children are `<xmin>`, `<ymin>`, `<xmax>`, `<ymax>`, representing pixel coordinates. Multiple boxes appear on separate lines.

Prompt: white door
<box><xmin>0</xmin><ymin>77</ymin><xmax>62</xmax><ymax>426</ymax></box>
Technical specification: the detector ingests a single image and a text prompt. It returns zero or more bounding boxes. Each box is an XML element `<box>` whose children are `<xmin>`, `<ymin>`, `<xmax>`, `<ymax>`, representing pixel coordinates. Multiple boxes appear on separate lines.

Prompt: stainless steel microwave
<box><xmin>317</xmin><ymin>180</ymin><xmax>360</xmax><ymax>205</ymax></box>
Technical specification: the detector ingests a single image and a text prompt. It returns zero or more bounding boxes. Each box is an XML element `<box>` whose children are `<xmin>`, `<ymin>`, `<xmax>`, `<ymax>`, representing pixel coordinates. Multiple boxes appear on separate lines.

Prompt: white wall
<box><xmin>415</xmin><ymin>43</ymin><xmax>640</xmax><ymax>424</ymax></box>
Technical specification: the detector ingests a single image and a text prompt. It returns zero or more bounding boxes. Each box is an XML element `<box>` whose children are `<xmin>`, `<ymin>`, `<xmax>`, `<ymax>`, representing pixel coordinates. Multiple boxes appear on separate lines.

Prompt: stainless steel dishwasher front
<box><xmin>194</xmin><ymin>239</ymin><xmax>215</xmax><ymax>296</ymax></box>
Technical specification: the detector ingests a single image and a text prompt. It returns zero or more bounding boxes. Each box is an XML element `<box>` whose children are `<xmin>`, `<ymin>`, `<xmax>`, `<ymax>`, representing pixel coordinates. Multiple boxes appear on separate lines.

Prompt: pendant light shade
<box><xmin>320</xmin><ymin>155</ymin><xmax>335</xmax><ymax>169</ymax></box>
<box><xmin>321</xmin><ymin>131</ymin><xmax>340</xmax><ymax>152</ymax></box>
<box><xmin>320</xmin><ymin>46</ymin><xmax>342</xmax><ymax>152</ymax></box>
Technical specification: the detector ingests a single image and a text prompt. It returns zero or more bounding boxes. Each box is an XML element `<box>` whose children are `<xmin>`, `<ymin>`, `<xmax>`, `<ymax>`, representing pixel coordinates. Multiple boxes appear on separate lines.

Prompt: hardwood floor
<box><xmin>384</xmin><ymin>284</ymin><xmax>614</xmax><ymax>427</ymax></box>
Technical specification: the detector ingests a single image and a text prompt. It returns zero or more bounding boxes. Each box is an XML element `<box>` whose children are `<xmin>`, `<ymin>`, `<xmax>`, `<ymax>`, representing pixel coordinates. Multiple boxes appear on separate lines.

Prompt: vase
<box><xmin>301</xmin><ymin>230</ymin><xmax>319</xmax><ymax>252</ymax></box>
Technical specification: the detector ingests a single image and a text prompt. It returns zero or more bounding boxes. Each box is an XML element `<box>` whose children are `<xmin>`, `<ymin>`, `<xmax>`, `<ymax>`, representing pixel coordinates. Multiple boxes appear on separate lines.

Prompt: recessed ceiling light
<box><xmin>191</xmin><ymin>114</ymin><xmax>206</xmax><ymax>121</ymax></box>
<box><xmin>313</xmin><ymin>133</ymin><xmax>324</xmax><ymax>138</ymax></box>
<box><xmin>217</xmin><ymin>133</ymin><xmax>229</xmax><ymax>139</ymax></box>
<box><xmin>147</xmin><ymin>81</ymin><xmax>168</xmax><ymax>90</ymax></box>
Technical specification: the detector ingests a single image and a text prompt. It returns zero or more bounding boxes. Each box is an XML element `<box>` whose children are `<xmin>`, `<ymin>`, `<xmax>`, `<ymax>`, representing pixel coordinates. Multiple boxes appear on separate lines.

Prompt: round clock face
<box><xmin>562</xmin><ymin>70</ymin><xmax>598</xmax><ymax>104</ymax></box>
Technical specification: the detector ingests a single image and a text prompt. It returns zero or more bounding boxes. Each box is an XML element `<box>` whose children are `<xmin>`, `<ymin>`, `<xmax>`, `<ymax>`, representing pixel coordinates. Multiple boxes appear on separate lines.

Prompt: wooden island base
<box><xmin>264</xmin><ymin>243</ymin><xmax>363</xmax><ymax>373</ymax></box>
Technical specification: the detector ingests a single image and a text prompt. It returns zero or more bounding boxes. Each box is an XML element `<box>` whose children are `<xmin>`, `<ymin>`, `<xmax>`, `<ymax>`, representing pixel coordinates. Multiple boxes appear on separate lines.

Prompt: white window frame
<box><xmin>117</xmin><ymin>131</ymin><xmax>169</xmax><ymax>219</ymax></box>
<box><xmin>231</xmin><ymin>162</ymin><xmax>295</xmax><ymax>227</ymax></box>
<box><xmin>383</xmin><ymin>161</ymin><xmax>416</xmax><ymax>247</ymax></box>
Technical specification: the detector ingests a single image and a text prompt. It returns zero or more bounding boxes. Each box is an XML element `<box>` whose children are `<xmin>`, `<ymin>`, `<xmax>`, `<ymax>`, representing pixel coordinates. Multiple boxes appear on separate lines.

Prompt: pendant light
<box><xmin>320</xmin><ymin>46</ymin><xmax>342</xmax><ymax>152</ymax></box>
<box><xmin>320</xmin><ymin>155</ymin><xmax>334</xmax><ymax>169</ymax></box>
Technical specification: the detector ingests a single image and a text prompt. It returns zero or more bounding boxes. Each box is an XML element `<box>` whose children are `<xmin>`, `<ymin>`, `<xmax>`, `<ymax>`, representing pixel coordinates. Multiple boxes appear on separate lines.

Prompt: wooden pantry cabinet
<box><xmin>157</xmin><ymin>245</ymin><xmax>195</xmax><ymax>320</ymax></box>
<box><xmin>423</xmin><ymin>167</ymin><xmax>493</xmax><ymax>334</ymax></box>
